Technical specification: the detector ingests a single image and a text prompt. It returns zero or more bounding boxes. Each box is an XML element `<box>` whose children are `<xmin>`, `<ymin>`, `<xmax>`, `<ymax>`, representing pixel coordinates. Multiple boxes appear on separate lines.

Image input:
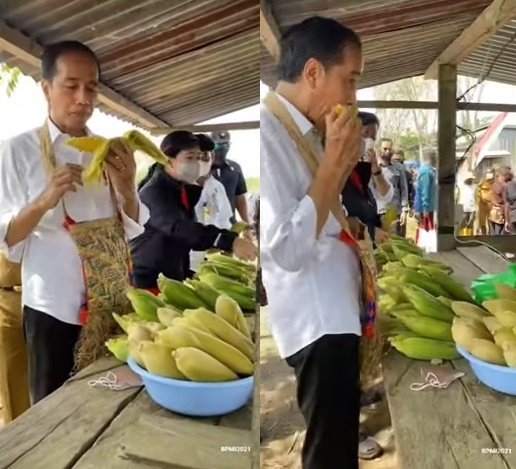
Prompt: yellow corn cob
<box><xmin>174</xmin><ymin>347</ymin><xmax>238</xmax><ymax>382</ymax></box>
<box><xmin>157</xmin><ymin>274</ymin><xmax>207</xmax><ymax>310</ymax></box>
<box><xmin>491</xmin><ymin>310</ymin><xmax>516</xmax><ymax>328</ymax></box>
<box><xmin>183</xmin><ymin>308</ymin><xmax>254</xmax><ymax>360</ymax></box>
<box><xmin>437</xmin><ymin>296</ymin><xmax>453</xmax><ymax>309</ymax></box>
<box><xmin>123</xmin><ymin>130</ymin><xmax>168</xmax><ymax>164</ymax></box>
<box><xmin>156</xmin><ymin>325</ymin><xmax>254</xmax><ymax>375</ymax></box>
<box><xmin>482</xmin><ymin>299</ymin><xmax>516</xmax><ymax>316</ymax></box>
<box><xmin>392</xmin><ymin>310</ymin><xmax>452</xmax><ymax>341</ymax></box>
<box><xmin>451</xmin><ymin>317</ymin><xmax>492</xmax><ymax>352</ymax></box>
<box><xmin>451</xmin><ymin>301</ymin><xmax>487</xmax><ymax>321</ymax></box>
<box><xmin>156</xmin><ymin>307</ymin><xmax>182</xmax><ymax>327</ymax></box>
<box><xmin>482</xmin><ymin>316</ymin><xmax>504</xmax><ymax>335</ymax></box>
<box><xmin>128</xmin><ymin>340</ymin><xmax>145</xmax><ymax>368</ymax></box>
<box><xmin>171</xmin><ymin>315</ymin><xmax>214</xmax><ymax>335</ymax></box>
<box><xmin>469</xmin><ymin>338</ymin><xmax>506</xmax><ymax>365</ymax></box>
<box><xmin>502</xmin><ymin>342</ymin><xmax>516</xmax><ymax>367</ymax></box>
<box><xmin>495</xmin><ymin>284</ymin><xmax>516</xmax><ymax>301</ymax></box>
<box><xmin>493</xmin><ymin>328</ymin><xmax>516</xmax><ymax>348</ymax></box>
<box><xmin>66</xmin><ymin>136</ymin><xmax>106</xmax><ymax>153</ymax></box>
<box><xmin>215</xmin><ymin>295</ymin><xmax>251</xmax><ymax>339</ymax></box>
<box><xmin>139</xmin><ymin>341</ymin><xmax>186</xmax><ymax>379</ymax></box>
<box><xmin>390</xmin><ymin>336</ymin><xmax>460</xmax><ymax>360</ymax></box>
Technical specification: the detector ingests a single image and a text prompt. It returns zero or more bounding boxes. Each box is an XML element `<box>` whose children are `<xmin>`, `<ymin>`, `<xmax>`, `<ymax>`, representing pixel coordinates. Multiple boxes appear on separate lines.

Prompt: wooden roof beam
<box><xmin>0</xmin><ymin>20</ymin><xmax>167</xmax><ymax>129</ymax></box>
<box><xmin>425</xmin><ymin>0</ymin><xmax>516</xmax><ymax>80</ymax></box>
<box><xmin>260</xmin><ymin>0</ymin><xmax>281</xmax><ymax>61</ymax></box>
<box><xmin>150</xmin><ymin>121</ymin><xmax>260</xmax><ymax>136</ymax></box>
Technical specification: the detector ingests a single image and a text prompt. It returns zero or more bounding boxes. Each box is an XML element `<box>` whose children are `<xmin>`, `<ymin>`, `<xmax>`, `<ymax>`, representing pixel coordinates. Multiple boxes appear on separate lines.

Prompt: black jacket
<box><xmin>130</xmin><ymin>167</ymin><xmax>237</xmax><ymax>288</ymax></box>
<box><xmin>341</xmin><ymin>162</ymin><xmax>381</xmax><ymax>241</ymax></box>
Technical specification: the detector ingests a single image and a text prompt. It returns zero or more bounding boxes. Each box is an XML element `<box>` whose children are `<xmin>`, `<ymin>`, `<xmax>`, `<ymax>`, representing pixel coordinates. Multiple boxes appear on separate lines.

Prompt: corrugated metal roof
<box><xmin>261</xmin><ymin>0</ymin><xmax>492</xmax><ymax>89</ymax></box>
<box><xmin>0</xmin><ymin>0</ymin><xmax>259</xmax><ymax>128</ymax></box>
<box><xmin>459</xmin><ymin>18</ymin><xmax>516</xmax><ymax>87</ymax></box>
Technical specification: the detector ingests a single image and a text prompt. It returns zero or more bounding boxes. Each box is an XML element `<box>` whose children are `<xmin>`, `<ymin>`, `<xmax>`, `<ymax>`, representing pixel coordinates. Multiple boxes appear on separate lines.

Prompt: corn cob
<box><xmin>123</xmin><ymin>130</ymin><xmax>168</xmax><ymax>164</ymax></box>
<box><xmin>157</xmin><ymin>274</ymin><xmax>207</xmax><ymax>310</ymax></box>
<box><xmin>390</xmin><ymin>336</ymin><xmax>460</xmax><ymax>360</ymax></box>
<box><xmin>126</xmin><ymin>288</ymin><xmax>165</xmax><ymax>322</ymax></box>
<box><xmin>493</xmin><ymin>328</ymin><xmax>516</xmax><ymax>348</ymax></box>
<box><xmin>198</xmin><ymin>264</ymin><xmax>250</xmax><ymax>284</ymax></box>
<box><xmin>216</xmin><ymin>295</ymin><xmax>251</xmax><ymax>339</ymax></box>
<box><xmin>183</xmin><ymin>308</ymin><xmax>254</xmax><ymax>360</ymax></box>
<box><xmin>171</xmin><ymin>316</ymin><xmax>213</xmax><ymax>335</ymax></box>
<box><xmin>112</xmin><ymin>312</ymin><xmax>140</xmax><ymax>333</ymax></box>
<box><xmin>401</xmin><ymin>285</ymin><xmax>455</xmax><ymax>322</ymax></box>
<box><xmin>502</xmin><ymin>342</ymin><xmax>516</xmax><ymax>367</ymax></box>
<box><xmin>377</xmin><ymin>277</ymin><xmax>399</xmax><ymax>291</ymax></box>
<box><xmin>469</xmin><ymin>338</ymin><xmax>506</xmax><ymax>365</ymax></box>
<box><xmin>129</xmin><ymin>340</ymin><xmax>145</xmax><ymax>368</ymax></box>
<box><xmin>157</xmin><ymin>307</ymin><xmax>182</xmax><ymax>327</ymax></box>
<box><xmin>451</xmin><ymin>301</ymin><xmax>486</xmax><ymax>321</ymax></box>
<box><xmin>156</xmin><ymin>325</ymin><xmax>254</xmax><ymax>375</ymax></box>
<box><xmin>139</xmin><ymin>341</ymin><xmax>186</xmax><ymax>379</ymax></box>
<box><xmin>389</xmin><ymin>239</ymin><xmax>424</xmax><ymax>256</ymax></box>
<box><xmin>495</xmin><ymin>284</ymin><xmax>516</xmax><ymax>301</ymax></box>
<box><xmin>105</xmin><ymin>336</ymin><xmax>129</xmax><ymax>363</ymax></box>
<box><xmin>205</xmin><ymin>253</ymin><xmax>256</xmax><ymax>273</ymax></box>
<box><xmin>482</xmin><ymin>299</ymin><xmax>516</xmax><ymax>316</ymax></box>
<box><xmin>397</xmin><ymin>269</ymin><xmax>449</xmax><ymax>297</ymax></box>
<box><xmin>437</xmin><ymin>296</ymin><xmax>453</xmax><ymax>309</ymax></box>
<box><xmin>482</xmin><ymin>316</ymin><xmax>504</xmax><ymax>335</ymax></box>
<box><xmin>402</xmin><ymin>255</ymin><xmax>453</xmax><ymax>273</ymax></box>
<box><xmin>392</xmin><ymin>310</ymin><xmax>453</xmax><ymax>341</ymax></box>
<box><xmin>174</xmin><ymin>347</ymin><xmax>239</xmax><ymax>382</ymax></box>
<box><xmin>490</xmin><ymin>310</ymin><xmax>516</xmax><ymax>328</ymax></box>
<box><xmin>198</xmin><ymin>272</ymin><xmax>255</xmax><ymax>297</ymax></box>
<box><xmin>67</xmin><ymin>136</ymin><xmax>106</xmax><ymax>153</ymax></box>
<box><xmin>451</xmin><ymin>317</ymin><xmax>492</xmax><ymax>352</ymax></box>
<box><xmin>420</xmin><ymin>267</ymin><xmax>474</xmax><ymax>302</ymax></box>
<box><xmin>185</xmin><ymin>279</ymin><xmax>220</xmax><ymax>311</ymax></box>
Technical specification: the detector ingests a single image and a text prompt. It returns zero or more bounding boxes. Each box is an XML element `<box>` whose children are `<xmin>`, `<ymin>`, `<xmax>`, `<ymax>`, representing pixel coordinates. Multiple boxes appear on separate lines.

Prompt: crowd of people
<box><xmin>0</xmin><ymin>41</ymin><xmax>257</xmax><ymax>425</ymax></box>
<box><xmin>458</xmin><ymin>166</ymin><xmax>516</xmax><ymax>235</ymax></box>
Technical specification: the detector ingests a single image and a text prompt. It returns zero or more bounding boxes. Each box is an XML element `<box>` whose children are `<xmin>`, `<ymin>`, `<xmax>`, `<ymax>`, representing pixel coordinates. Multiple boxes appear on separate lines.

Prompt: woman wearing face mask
<box><xmin>130</xmin><ymin>131</ymin><xmax>257</xmax><ymax>290</ymax></box>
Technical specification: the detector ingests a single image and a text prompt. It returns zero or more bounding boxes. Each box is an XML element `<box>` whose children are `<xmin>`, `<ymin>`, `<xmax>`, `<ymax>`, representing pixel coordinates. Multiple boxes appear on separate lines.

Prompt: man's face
<box><xmin>362</xmin><ymin>123</ymin><xmax>378</xmax><ymax>141</ymax></box>
<box><xmin>304</xmin><ymin>44</ymin><xmax>363</xmax><ymax>130</ymax></box>
<box><xmin>42</xmin><ymin>52</ymin><xmax>98</xmax><ymax>132</ymax></box>
<box><xmin>392</xmin><ymin>152</ymin><xmax>403</xmax><ymax>163</ymax></box>
<box><xmin>213</xmin><ymin>142</ymin><xmax>230</xmax><ymax>166</ymax></box>
<box><xmin>381</xmin><ymin>140</ymin><xmax>393</xmax><ymax>162</ymax></box>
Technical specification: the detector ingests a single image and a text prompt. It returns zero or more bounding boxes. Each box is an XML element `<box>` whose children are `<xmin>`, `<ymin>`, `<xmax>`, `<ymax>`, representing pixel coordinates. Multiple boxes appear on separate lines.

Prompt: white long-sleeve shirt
<box><xmin>260</xmin><ymin>93</ymin><xmax>362</xmax><ymax>359</ymax></box>
<box><xmin>0</xmin><ymin>120</ymin><xmax>149</xmax><ymax>325</ymax></box>
<box><xmin>190</xmin><ymin>176</ymin><xmax>233</xmax><ymax>271</ymax></box>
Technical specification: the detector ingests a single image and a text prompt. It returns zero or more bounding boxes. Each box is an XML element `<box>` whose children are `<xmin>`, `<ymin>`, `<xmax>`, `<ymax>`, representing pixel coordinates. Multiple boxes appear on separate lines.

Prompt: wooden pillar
<box><xmin>437</xmin><ymin>64</ymin><xmax>457</xmax><ymax>251</ymax></box>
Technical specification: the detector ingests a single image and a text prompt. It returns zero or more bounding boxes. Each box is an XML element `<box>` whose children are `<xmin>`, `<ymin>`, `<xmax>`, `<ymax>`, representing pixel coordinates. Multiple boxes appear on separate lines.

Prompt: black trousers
<box><xmin>23</xmin><ymin>306</ymin><xmax>81</xmax><ymax>404</ymax></box>
<box><xmin>286</xmin><ymin>334</ymin><xmax>360</xmax><ymax>469</ymax></box>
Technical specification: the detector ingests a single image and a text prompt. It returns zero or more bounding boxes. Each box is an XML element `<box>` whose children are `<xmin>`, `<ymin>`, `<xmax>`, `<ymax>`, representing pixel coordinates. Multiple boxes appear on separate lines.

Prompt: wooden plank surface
<box><xmin>456</xmin><ymin>246</ymin><xmax>511</xmax><ymax>275</ymax></box>
<box><xmin>383</xmin><ymin>352</ymin><xmax>507</xmax><ymax>469</ymax></box>
<box><xmin>0</xmin><ymin>363</ymin><xmax>141</xmax><ymax>468</ymax></box>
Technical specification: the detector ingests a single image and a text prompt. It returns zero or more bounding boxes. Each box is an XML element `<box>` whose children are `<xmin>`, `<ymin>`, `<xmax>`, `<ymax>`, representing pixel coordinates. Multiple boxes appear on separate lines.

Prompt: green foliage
<box><xmin>246</xmin><ymin>177</ymin><xmax>260</xmax><ymax>193</ymax></box>
<box><xmin>0</xmin><ymin>63</ymin><xmax>21</xmax><ymax>98</ymax></box>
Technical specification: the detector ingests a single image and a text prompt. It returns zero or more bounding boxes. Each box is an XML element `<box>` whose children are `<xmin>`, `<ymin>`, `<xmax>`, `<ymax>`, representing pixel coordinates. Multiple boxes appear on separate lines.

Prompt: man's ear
<box><xmin>41</xmin><ymin>79</ymin><xmax>51</xmax><ymax>102</ymax></box>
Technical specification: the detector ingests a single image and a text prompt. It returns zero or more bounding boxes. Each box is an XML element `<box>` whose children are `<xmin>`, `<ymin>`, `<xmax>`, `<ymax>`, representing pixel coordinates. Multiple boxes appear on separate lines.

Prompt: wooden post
<box><xmin>437</xmin><ymin>64</ymin><xmax>457</xmax><ymax>251</ymax></box>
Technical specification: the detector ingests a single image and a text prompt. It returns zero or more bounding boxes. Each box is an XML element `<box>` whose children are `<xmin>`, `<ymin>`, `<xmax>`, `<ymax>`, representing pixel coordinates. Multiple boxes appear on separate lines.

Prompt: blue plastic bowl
<box><xmin>127</xmin><ymin>357</ymin><xmax>254</xmax><ymax>416</ymax></box>
<box><xmin>457</xmin><ymin>346</ymin><xmax>516</xmax><ymax>396</ymax></box>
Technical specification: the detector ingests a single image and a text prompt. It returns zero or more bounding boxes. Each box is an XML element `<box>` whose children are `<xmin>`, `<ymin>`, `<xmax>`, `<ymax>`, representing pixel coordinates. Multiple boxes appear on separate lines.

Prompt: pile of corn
<box><xmin>451</xmin><ymin>286</ymin><xmax>516</xmax><ymax>367</ymax></box>
<box><xmin>106</xmin><ymin>294</ymin><xmax>255</xmax><ymax>382</ymax></box>
<box><xmin>376</xmin><ymin>236</ymin><xmax>474</xmax><ymax>361</ymax></box>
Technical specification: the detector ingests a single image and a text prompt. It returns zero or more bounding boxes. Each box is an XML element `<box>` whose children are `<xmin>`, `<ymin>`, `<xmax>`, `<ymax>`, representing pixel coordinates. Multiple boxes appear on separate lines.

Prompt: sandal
<box><xmin>358</xmin><ymin>432</ymin><xmax>383</xmax><ymax>460</ymax></box>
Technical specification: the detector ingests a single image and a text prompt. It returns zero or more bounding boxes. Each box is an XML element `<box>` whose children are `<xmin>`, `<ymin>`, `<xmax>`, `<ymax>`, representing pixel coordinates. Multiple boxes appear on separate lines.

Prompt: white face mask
<box><xmin>178</xmin><ymin>161</ymin><xmax>201</xmax><ymax>184</ymax></box>
<box><xmin>199</xmin><ymin>161</ymin><xmax>211</xmax><ymax>178</ymax></box>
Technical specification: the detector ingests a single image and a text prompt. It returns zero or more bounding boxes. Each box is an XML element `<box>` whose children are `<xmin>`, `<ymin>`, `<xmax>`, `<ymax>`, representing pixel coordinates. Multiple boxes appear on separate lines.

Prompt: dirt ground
<box><xmin>260</xmin><ymin>308</ymin><xmax>399</xmax><ymax>469</ymax></box>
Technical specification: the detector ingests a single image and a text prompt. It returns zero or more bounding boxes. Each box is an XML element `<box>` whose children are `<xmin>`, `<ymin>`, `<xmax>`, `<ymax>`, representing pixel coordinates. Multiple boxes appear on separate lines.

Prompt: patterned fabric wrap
<box><xmin>264</xmin><ymin>92</ymin><xmax>377</xmax><ymax>338</ymax></box>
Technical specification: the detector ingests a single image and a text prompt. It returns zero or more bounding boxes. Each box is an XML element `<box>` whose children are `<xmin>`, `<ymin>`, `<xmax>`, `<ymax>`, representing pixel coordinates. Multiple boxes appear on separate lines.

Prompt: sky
<box><xmin>0</xmin><ymin>72</ymin><xmax>260</xmax><ymax>177</ymax></box>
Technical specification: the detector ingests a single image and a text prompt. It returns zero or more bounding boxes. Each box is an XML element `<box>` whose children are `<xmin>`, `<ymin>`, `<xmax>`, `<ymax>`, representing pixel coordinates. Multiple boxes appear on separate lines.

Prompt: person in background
<box><xmin>210</xmin><ymin>131</ymin><xmax>249</xmax><ymax>225</ymax></box>
<box><xmin>503</xmin><ymin>169</ymin><xmax>516</xmax><ymax>234</ymax></box>
<box><xmin>393</xmin><ymin>148</ymin><xmax>415</xmax><ymax>210</ymax></box>
<box><xmin>261</xmin><ymin>16</ymin><xmax>365</xmax><ymax>469</ymax></box>
<box><xmin>189</xmin><ymin>133</ymin><xmax>233</xmax><ymax>272</ymax></box>
<box><xmin>0</xmin><ymin>41</ymin><xmax>149</xmax><ymax>404</ymax></box>
<box><xmin>342</xmin><ymin>112</ymin><xmax>392</xmax><ymax>245</ymax></box>
<box><xmin>376</xmin><ymin>138</ymin><xmax>409</xmax><ymax>236</ymax></box>
<box><xmin>0</xmin><ymin>253</ymin><xmax>30</xmax><ymax>423</ymax></box>
<box><xmin>489</xmin><ymin>166</ymin><xmax>512</xmax><ymax>235</ymax></box>
<box><xmin>130</xmin><ymin>131</ymin><xmax>257</xmax><ymax>289</ymax></box>
<box><xmin>476</xmin><ymin>169</ymin><xmax>494</xmax><ymax>235</ymax></box>
<box><xmin>414</xmin><ymin>149</ymin><xmax>437</xmax><ymax>226</ymax></box>
<box><xmin>458</xmin><ymin>172</ymin><xmax>477</xmax><ymax>236</ymax></box>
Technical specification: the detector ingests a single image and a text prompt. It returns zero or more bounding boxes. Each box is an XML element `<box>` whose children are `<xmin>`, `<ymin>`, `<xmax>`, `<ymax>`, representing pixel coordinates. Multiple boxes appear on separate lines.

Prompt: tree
<box><xmin>0</xmin><ymin>63</ymin><xmax>21</xmax><ymax>97</ymax></box>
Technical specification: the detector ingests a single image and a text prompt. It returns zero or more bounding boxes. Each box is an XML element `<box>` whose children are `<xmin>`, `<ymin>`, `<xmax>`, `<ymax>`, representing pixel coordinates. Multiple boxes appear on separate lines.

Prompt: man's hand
<box><xmin>399</xmin><ymin>211</ymin><xmax>408</xmax><ymax>226</ymax></box>
<box><xmin>364</xmin><ymin>147</ymin><xmax>379</xmax><ymax>172</ymax></box>
<box><xmin>37</xmin><ymin>163</ymin><xmax>83</xmax><ymax>211</ymax></box>
<box><xmin>323</xmin><ymin>107</ymin><xmax>360</xmax><ymax>179</ymax></box>
<box><xmin>232</xmin><ymin>237</ymin><xmax>258</xmax><ymax>262</ymax></box>
<box><xmin>105</xmin><ymin>139</ymin><xmax>137</xmax><ymax>199</ymax></box>
<box><xmin>375</xmin><ymin>227</ymin><xmax>390</xmax><ymax>244</ymax></box>
<box><xmin>505</xmin><ymin>222</ymin><xmax>512</xmax><ymax>233</ymax></box>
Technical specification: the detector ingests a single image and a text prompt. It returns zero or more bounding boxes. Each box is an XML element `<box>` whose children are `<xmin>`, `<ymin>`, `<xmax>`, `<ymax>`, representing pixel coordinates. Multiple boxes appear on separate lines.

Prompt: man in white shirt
<box><xmin>261</xmin><ymin>17</ymin><xmax>363</xmax><ymax>469</ymax></box>
<box><xmin>190</xmin><ymin>134</ymin><xmax>233</xmax><ymax>271</ymax></box>
<box><xmin>0</xmin><ymin>41</ymin><xmax>149</xmax><ymax>403</ymax></box>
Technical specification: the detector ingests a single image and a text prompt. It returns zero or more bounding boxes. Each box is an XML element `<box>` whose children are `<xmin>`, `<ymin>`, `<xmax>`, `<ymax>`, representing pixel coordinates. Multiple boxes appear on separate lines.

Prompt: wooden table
<box><xmin>0</xmin><ymin>314</ymin><xmax>259</xmax><ymax>469</ymax></box>
<box><xmin>383</xmin><ymin>245</ymin><xmax>516</xmax><ymax>469</ymax></box>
